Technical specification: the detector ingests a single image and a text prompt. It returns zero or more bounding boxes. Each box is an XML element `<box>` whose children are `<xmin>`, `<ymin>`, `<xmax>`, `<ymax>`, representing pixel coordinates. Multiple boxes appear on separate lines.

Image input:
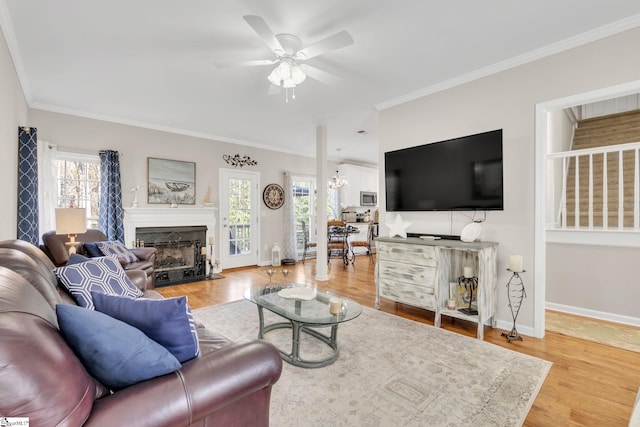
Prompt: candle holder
<box><xmin>502</xmin><ymin>269</ymin><xmax>527</xmax><ymax>343</ymax></box>
<box><xmin>206</xmin><ymin>246</ymin><xmax>224</xmax><ymax>280</ymax></box>
<box><xmin>281</xmin><ymin>268</ymin><xmax>290</xmax><ymax>285</ymax></box>
<box><xmin>457</xmin><ymin>275</ymin><xmax>478</xmax><ymax>315</ymax></box>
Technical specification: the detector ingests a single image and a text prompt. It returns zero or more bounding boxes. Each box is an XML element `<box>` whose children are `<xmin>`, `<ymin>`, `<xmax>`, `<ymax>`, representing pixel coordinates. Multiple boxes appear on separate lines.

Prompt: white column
<box><xmin>315</xmin><ymin>125</ymin><xmax>329</xmax><ymax>281</ymax></box>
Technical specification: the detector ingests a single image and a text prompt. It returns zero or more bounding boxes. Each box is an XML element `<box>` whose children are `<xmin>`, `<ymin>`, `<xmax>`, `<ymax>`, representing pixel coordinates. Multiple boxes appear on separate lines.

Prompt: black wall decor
<box><xmin>223</xmin><ymin>154</ymin><xmax>258</xmax><ymax>168</ymax></box>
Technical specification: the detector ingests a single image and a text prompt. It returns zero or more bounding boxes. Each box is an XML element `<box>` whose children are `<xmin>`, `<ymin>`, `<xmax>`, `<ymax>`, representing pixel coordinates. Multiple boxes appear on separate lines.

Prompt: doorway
<box><xmin>534</xmin><ymin>80</ymin><xmax>640</xmax><ymax>338</ymax></box>
<box><xmin>219</xmin><ymin>169</ymin><xmax>260</xmax><ymax>268</ymax></box>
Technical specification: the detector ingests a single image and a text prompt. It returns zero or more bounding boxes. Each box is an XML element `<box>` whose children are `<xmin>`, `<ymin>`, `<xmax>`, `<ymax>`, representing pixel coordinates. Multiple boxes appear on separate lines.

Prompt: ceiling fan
<box><xmin>214</xmin><ymin>15</ymin><xmax>354</xmax><ymax>101</ymax></box>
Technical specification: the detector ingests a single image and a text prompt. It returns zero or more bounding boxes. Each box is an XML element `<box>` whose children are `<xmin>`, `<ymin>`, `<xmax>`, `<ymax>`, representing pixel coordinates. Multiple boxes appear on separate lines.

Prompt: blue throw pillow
<box><xmin>67</xmin><ymin>253</ymin><xmax>90</xmax><ymax>265</ymax></box>
<box><xmin>95</xmin><ymin>241</ymin><xmax>139</xmax><ymax>264</ymax></box>
<box><xmin>56</xmin><ymin>304</ymin><xmax>181</xmax><ymax>390</ymax></box>
<box><xmin>83</xmin><ymin>242</ymin><xmax>103</xmax><ymax>257</ymax></box>
<box><xmin>54</xmin><ymin>256</ymin><xmax>143</xmax><ymax>310</ymax></box>
<box><xmin>92</xmin><ymin>292</ymin><xmax>200</xmax><ymax>363</ymax></box>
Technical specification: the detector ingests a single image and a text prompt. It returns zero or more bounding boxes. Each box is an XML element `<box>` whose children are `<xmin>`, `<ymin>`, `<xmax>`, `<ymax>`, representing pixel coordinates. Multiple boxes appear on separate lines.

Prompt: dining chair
<box><xmin>327</xmin><ymin>220</ymin><xmax>349</xmax><ymax>266</ymax></box>
<box><xmin>300</xmin><ymin>220</ymin><xmax>316</xmax><ymax>264</ymax></box>
<box><xmin>349</xmin><ymin>221</ymin><xmax>375</xmax><ymax>263</ymax></box>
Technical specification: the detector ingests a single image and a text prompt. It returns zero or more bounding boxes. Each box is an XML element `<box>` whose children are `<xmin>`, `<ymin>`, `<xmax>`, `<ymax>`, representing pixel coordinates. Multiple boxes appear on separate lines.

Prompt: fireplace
<box><xmin>136</xmin><ymin>226</ymin><xmax>207</xmax><ymax>287</ymax></box>
<box><xmin>123</xmin><ymin>207</ymin><xmax>217</xmax><ymax>286</ymax></box>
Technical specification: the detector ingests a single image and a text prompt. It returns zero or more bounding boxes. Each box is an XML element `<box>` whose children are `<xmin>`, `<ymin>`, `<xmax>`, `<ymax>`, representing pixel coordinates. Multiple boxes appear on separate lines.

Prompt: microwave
<box><xmin>360</xmin><ymin>191</ymin><xmax>377</xmax><ymax>206</ymax></box>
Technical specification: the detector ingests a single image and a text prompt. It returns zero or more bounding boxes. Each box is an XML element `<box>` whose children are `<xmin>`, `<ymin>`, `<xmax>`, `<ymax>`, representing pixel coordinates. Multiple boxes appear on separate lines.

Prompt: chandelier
<box><xmin>328</xmin><ymin>148</ymin><xmax>348</xmax><ymax>189</ymax></box>
<box><xmin>267</xmin><ymin>58</ymin><xmax>307</xmax><ymax>103</ymax></box>
<box><xmin>328</xmin><ymin>170</ymin><xmax>348</xmax><ymax>189</ymax></box>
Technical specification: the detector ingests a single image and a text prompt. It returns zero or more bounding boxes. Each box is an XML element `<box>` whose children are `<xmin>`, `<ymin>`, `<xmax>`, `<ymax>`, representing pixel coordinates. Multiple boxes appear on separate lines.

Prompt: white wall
<box><xmin>546</xmin><ymin>243</ymin><xmax>639</xmax><ymax>320</ymax></box>
<box><xmin>0</xmin><ymin>25</ymin><xmax>28</xmax><ymax>240</ymax></box>
<box><xmin>29</xmin><ymin>109</ymin><xmax>323</xmax><ymax>264</ymax></box>
<box><xmin>546</xmin><ymin>108</ymin><xmax>575</xmax><ymax>226</ymax></box>
<box><xmin>379</xmin><ymin>26</ymin><xmax>640</xmax><ymax>331</ymax></box>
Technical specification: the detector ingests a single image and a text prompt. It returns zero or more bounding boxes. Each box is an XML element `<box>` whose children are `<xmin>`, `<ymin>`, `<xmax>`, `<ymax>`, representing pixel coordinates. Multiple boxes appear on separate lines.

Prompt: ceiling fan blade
<box><xmin>243</xmin><ymin>15</ymin><xmax>285</xmax><ymax>54</ymax></box>
<box><xmin>302</xmin><ymin>65</ymin><xmax>341</xmax><ymax>86</ymax></box>
<box><xmin>296</xmin><ymin>31</ymin><xmax>353</xmax><ymax>60</ymax></box>
<box><xmin>213</xmin><ymin>59</ymin><xmax>276</xmax><ymax>68</ymax></box>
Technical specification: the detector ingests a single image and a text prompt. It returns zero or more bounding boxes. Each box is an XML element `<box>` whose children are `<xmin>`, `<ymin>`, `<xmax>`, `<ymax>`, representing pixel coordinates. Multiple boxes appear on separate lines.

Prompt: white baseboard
<box><xmin>545</xmin><ymin>302</ymin><xmax>640</xmax><ymax>327</ymax></box>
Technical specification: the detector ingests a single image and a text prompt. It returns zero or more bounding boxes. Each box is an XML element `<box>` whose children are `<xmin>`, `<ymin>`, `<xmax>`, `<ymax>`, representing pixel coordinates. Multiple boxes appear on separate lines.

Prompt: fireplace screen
<box><xmin>136</xmin><ymin>226</ymin><xmax>206</xmax><ymax>287</ymax></box>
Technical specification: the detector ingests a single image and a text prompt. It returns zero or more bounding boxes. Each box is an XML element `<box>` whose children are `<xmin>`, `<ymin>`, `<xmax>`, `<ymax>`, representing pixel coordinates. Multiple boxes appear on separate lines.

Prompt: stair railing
<box><xmin>547</xmin><ymin>141</ymin><xmax>640</xmax><ymax>231</ymax></box>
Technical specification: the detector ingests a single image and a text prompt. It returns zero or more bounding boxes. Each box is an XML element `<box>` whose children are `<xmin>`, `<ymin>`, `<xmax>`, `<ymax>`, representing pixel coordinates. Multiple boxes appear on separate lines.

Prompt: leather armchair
<box><xmin>0</xmin><ymin>240</ymin><xmax>282</xmax><ymax>427</ymax></box>
<box><xmin>42</xmin><ymin>229</ymin><xmax>157</xmax><ymax>289</ymax></box>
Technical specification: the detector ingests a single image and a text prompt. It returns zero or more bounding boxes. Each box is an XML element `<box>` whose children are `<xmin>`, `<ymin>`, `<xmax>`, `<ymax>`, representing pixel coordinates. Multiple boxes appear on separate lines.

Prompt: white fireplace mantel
<box><xmin>123</xmin><ymin>207</ymin><xmax>217</xmax><ymax>248</ymax></box>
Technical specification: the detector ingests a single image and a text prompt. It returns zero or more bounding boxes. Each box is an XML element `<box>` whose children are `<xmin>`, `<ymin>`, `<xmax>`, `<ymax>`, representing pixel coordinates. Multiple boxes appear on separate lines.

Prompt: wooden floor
<box><xmin>157</xmin><ymin>256</ymin><xmax>640</xmax><ymax>426</ymax></box>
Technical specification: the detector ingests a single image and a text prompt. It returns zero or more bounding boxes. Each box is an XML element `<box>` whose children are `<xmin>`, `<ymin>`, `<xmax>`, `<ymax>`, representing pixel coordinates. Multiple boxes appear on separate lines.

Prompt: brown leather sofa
<box><xmin>0</xmin><ymin>239</ymin><xmax>282</xmax><ymax>426</ymax></box>
<box><xmin>42</xmin><ymin>229</ymin><xmax>158</xmax><ymax>289</ymax></box>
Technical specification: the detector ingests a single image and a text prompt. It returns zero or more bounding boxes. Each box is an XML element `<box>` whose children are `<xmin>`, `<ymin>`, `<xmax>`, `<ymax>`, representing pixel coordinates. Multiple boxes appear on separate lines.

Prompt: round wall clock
<box><xmin>263</xmin><ymin>183</ymin><xmax>285</xmax><ymax>209</ymax></box>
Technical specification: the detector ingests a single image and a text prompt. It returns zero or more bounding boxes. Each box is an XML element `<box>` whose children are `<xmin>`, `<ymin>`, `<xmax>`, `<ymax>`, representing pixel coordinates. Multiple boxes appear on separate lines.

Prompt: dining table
<box><xmin>327</xmin><ymin>224</ymin><xmax>359</xmax><ymax>265</ymax></box>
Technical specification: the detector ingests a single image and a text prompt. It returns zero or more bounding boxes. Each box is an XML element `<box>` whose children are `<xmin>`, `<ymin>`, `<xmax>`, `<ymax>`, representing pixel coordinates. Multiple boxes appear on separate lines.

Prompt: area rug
<box><xmin>546</xmin><ymin>310</ymin><xmax>640</xmax><ymax>353</ymax></box>
<box><xmin>193</xmin><ymin>301</ymin><xmax>551</xmax><ymax>427</ymax></box>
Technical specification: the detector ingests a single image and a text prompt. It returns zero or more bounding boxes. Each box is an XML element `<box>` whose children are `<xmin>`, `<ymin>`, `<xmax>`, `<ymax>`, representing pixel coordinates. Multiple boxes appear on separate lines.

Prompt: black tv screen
<box><xmin>385</xmin><ymin>129</ymin><xmax>503</xmax><ymax>211</ymax></box>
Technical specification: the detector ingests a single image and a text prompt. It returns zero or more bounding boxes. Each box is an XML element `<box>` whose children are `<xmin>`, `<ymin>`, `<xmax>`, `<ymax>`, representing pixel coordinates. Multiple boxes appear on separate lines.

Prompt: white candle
<box><xmin>463</xmin><ymin>266</ymin><xmax>473</xmax><ymax>278</ymax></box>
<box><xmin>209</xmin><ymin>237</ymin><xmax>214</xmax><ymax>245</ymax></box>
<box><xmin>201</xmin><ymin>247</ymin><xmax>207</xmax><ymax>255</ymax></box>
<box><xmin>509</xmin><ymin>255</ymin><xmax>523</xmax><ymax>272</ymax></box>
<box><xmin>329</xmin><ymin>298</ymin><xmax>343</xmax><ymax>315</ymax></box>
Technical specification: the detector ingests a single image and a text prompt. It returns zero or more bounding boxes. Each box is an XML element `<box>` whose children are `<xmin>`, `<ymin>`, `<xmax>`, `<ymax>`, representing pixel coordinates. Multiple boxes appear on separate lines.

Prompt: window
<box><xmin>293</xmin><ymin>177</ymin><xmax>315</xmax><ymax>253</ymax></box>
<box><xmin>291</xmin><ymin>176</ymin><xmax>340</xmax><ymax>254</ymax></box>
<box><xmin>54</xmin><ymin>152</ymin><xmax>100</xmax><ymax>229</ymax></box>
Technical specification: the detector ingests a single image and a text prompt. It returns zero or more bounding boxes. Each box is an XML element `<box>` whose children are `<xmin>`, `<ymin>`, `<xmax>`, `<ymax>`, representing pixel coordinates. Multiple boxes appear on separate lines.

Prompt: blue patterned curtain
<box><xmin>99</xmin><ymin>150</ymin><xmax>124</xmax><ymax>242</ymax></box>
<box><xmin>17</xmin><ymin>127</ymin><xmax>39</xmax><ymax>244</ymax></box>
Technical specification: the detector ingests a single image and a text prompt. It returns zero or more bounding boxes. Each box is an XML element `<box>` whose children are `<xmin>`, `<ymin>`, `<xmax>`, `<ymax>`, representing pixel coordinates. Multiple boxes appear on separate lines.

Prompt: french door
<box><xmin>219</xmin><ymin>169</ymin><xmax>259</xmax><ymax>268</ymax></box>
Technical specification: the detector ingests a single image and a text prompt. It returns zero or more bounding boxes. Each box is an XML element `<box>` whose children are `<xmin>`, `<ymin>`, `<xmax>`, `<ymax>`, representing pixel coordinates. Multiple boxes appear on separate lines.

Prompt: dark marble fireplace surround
<box><xmin>136</xmin><ymin>225</ymin><xmax>207</xmax><ymax>287</ymax></box>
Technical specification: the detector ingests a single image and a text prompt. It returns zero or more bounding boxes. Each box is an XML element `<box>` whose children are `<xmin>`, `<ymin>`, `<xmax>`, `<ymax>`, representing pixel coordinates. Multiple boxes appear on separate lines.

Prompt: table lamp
<box><xmin>55</xmin><ymin>208</ymin><xmax>87</xmax><ymax>254</ymax></box>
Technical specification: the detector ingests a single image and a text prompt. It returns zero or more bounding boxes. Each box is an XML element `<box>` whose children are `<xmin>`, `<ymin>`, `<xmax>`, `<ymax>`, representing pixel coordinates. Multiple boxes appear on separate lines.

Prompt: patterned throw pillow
<box><xmin>94</xmin><ymin>241</ymin><xmax>139</xmax><ymax>264</ymax></box>
<box><xmin>54</xmin><ymin>256</ymin><xmax>143</xmax><ymax>310</ymax></box>
<box><xmin>93</xmin><ymin>292</ymin><xmax>201</xmax><ymax>363</ymax></box>
<box><xmin>56</xmin><ymin>304</ymin><xmax>181</xmax><ymax>390</ymax></box>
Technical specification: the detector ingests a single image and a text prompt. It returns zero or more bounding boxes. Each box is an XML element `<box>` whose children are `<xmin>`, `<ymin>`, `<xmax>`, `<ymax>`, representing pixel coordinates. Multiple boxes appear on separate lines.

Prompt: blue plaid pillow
<box><xmin>54</xmin><ymin>256</ymin><xmax>143</xmax><ymax>310</ymax></box>
<box><xmin>94</xmin><ymin>241</ymin><xmax>139</xmax><ymax>264</ymax></box>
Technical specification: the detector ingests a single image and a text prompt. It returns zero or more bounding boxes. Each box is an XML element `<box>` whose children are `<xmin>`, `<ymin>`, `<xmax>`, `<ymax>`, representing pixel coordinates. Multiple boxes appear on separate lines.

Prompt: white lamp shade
<box><xmin>55</xmin><ymin>208</ymin><xmax>87</xmax><ymax>235</ymax></box>
<box><xmin>277</xmin><ymin>60</ymin><xmax>291</xmax><ymax>79</ymax></box>
<box><xmin>291</xmin><ymin>65</ymin><xmax>306</xmax><ymax>84</ymax></box>
<box><xmin>267</xmin><ymin>68</ymin><xmax>281</xmax><ymax>86</ymax></box>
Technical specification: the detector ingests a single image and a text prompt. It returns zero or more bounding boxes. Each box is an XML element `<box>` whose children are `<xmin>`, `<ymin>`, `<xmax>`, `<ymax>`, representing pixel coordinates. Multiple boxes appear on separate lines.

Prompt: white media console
<box><xmin>374</xmin><ymin>236</ymin><xmax>498</xmax><ymax>339</ymax></box>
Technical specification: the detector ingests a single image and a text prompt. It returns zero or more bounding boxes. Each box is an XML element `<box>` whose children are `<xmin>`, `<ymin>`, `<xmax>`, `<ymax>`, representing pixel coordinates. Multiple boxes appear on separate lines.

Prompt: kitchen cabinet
<box><xmin>337</xmin><ymin>164</ymin><xmax>379</xmax><ymax>207</ymax></box>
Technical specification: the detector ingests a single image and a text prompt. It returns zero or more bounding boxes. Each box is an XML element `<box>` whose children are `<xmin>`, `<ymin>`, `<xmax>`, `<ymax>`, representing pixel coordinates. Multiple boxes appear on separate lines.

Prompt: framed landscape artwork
<box><xmin>148</xmin><ymin>157</ymin><xmax>196</xmax><ymax>205</ymax></box>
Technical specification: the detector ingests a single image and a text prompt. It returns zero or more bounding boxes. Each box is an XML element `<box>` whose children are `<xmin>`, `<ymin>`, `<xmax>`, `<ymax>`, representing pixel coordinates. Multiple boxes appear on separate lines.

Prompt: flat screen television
<box><xmin>385</xmin><ymin>129</ymin><xmax>503</xmax><ymax>211</ymax></box>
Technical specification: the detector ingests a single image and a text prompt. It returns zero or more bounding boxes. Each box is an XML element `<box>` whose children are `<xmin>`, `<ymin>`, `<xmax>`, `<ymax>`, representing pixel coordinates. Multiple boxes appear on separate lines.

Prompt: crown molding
<box><xmin>376</xmin><ymin>13</ymin><xmax>640</xmax><ymax>111</ymax></box>
<box><xmin>0</xmin><ymin>0</ymin><xmax>32</xmax><ymax>102</ymax></box>
<box><xmin>30</xmin><ymin>102</ymin><xmax>307</xmax><ymax>157</ymax></box>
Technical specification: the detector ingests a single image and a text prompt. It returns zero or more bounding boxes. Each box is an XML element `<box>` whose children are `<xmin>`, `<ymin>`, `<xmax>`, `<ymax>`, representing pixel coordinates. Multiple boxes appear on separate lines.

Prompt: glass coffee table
<box><xmin>244</xmin><ymin>285</ymin><xmax>362</xmax><ymax>368</ymax></box>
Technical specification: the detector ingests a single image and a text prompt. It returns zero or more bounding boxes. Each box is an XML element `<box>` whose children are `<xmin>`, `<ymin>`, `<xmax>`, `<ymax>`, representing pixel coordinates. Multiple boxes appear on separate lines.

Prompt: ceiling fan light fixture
<box><xmin>267</xmin><ymin>68</ymin><xmax>282</xmax><ymax>86</ymax></box>
<box><xmin>291</xmin><ymin>65</ymin><xmax>306</xmax><ymax>84</ymax></box>
<box><xmin>277</xmin><ymin>59</ymin><xmax>292</xmax><ymax>79</ymax></box>
<box><xmin>282</xmin><ymin>79</ymin><xmax>296</xmax><ymax>89</ymax></box>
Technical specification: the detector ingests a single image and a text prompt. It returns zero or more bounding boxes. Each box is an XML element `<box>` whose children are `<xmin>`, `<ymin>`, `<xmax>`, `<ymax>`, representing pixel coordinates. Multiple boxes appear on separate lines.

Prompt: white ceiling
<box><xmin>2</xmin><ymin>1</ymin><xmax>640</xmax><ymax>165</ymax></box>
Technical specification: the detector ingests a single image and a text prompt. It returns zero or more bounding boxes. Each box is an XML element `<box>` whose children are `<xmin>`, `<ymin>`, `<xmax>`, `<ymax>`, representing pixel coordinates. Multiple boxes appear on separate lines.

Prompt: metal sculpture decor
<box><xmin>223</xmin><ymin>154</ymin><xmax>258</xmax><ymax>168</ymax></box>
<box><xmin>502</xmin><ymin>269</ymin><xmax>527</xmax><ymax>343</ymax></box>
<box><xmin>457</xmin><ymin>275</ymin><xmax>479</xmax><ymax>315</ymax></box>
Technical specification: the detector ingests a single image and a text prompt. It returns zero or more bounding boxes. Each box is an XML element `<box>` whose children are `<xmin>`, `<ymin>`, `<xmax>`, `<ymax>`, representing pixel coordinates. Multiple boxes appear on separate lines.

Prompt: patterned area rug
<box><xmin>193</xmin><ymin>301</ymin><xmax>551</xmax><ymax>426</ymax></box>
<box><xmin>546</xmin><ymin>310</ymin><xmax>640</xmax><ymax>353</ymax></box>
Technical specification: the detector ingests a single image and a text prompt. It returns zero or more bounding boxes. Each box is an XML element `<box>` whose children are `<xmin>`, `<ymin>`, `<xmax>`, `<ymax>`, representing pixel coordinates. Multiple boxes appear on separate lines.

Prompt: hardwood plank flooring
<box><xmin>157</xmin><ymin>256</ymin><xmax>640</xmax><ymax>426</ymax></box>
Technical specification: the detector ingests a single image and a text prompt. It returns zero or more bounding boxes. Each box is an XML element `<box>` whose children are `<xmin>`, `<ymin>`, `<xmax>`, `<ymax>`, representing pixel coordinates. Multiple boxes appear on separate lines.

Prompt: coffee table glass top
<box><xmin>244</xmin><ymin>285</ymin><xmax>362</xmax><ymax>325</ymax></box>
